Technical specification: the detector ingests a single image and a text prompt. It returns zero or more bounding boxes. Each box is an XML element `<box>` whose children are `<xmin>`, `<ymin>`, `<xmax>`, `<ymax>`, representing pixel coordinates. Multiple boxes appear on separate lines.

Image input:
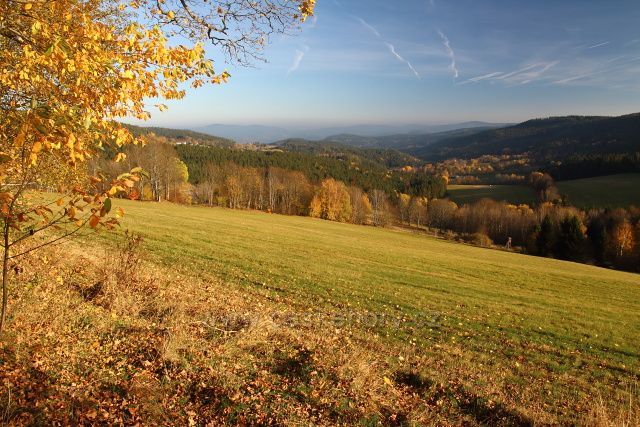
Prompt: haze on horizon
<box><xmin>130</xmin><ymin>0</ymin><xmax>640</xmax><ymax>129</ymax></box>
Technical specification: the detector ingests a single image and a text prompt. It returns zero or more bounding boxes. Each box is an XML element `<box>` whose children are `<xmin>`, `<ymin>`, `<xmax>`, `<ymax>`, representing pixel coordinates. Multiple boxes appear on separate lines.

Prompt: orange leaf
<box><xmin>89</xmin><ymin>215</ymin><xmax>100</xmax><ymax>228</ymax></box>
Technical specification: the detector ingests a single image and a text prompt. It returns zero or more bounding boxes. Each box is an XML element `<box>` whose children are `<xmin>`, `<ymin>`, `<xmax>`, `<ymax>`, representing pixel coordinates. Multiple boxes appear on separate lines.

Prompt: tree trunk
<box><xmin>1</xmin><ymin>221</ymin><xmax>10</xmax><ymax>333</ymax></box>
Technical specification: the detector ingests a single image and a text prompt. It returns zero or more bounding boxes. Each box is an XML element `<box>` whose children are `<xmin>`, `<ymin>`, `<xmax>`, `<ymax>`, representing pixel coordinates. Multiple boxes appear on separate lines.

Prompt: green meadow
<box><xmin>557</xmin><ymin>173</ymin><xmax>640</xmax><ymax>209</ymax></box>
<box><xmin>85</xmin><ymin>198</ymin><xmax>640</xmax><ymax>421</ymax></box>
<box><xmin>447</xmin><ymin>184</ymin><xmax>536</xmax><ymax>206</ymax></box>
<box><xmin>448</xmin><ymin>173</ymin><xmax>640</xmax><ymax>209</ymax></box>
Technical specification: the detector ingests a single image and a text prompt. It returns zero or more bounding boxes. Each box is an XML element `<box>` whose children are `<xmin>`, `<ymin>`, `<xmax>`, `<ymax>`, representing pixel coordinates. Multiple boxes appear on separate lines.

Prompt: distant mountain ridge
<box><xmin>325</xmin><ymin>127</ymin><xmax>498</xmax><ymax>150</ymax></box>
<box><xmin>194</xmin><ymin>122</ymin><xmax>509</xmax><ymax>143</ymax></box>
<box><xmin>137</xmin><ymin>113</ymin><xmax>640</xmax><ymax>165</ymax></box>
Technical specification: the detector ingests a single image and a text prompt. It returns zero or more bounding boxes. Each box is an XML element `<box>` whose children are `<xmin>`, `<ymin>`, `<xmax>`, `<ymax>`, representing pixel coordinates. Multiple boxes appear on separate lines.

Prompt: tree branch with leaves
<box><xmin>0</xmin><ymin>0</ymin><xmax>314</xmax><ymax>332</ymax></box>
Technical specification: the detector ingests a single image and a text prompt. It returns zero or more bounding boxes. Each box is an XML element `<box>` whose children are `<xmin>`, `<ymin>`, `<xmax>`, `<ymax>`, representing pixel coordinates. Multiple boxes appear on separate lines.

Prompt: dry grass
<box><xmin>0</xmin><ymin>235</ymin><xmax>443</xmax><ymax>425</ymax></box>
<box><xmin>1</xmin><ymin>226</ymin><xmax>638</xmax><ymax>425</ymax></box>
<box><xmin>583</xmin><ymin>387</ymin><xmax>640</xmax><ymax>427</ymax></box>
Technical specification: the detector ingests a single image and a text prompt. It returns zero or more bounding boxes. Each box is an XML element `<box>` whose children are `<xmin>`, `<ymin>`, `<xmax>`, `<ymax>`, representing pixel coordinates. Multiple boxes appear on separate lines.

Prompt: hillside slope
<box><xmin>327</xmin><ymin>127</ymin><xmax>497</xmax><ymax>150</ymax></box>
<box><xmin>416</xmin><ymin>113</ymin><xmax>640</xmax><ymax>161</ymax></box>
<box><xmin>274</xmin><ymin>138</ymin><xmax>422</xmax><ymax>168</ymax></box>
<box><xmin>87</xmin><ymin>200</ymin><xmax>640</xmax><ymax>423</ymax></box>
<box><xmin>5</xmin><ymin>199</ymin><xmax>638</xmax><ymax>424</ymax></box>
<box><xmin>125</xmin><ymin>124</ymin><xmax>236</xmax><ymax>147</ymax></box>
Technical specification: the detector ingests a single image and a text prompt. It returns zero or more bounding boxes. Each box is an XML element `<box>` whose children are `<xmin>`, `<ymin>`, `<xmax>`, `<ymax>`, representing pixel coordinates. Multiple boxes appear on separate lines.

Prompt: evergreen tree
<box><xmin>555</xmin><ymin>216</ymin><xmax>585</xmax><ymax>261</ymax></box>
<box><xmin>536</xmin><ymin>216</ymin><xmax>556</xmax><ymax>257</ymax></box>
<box><xmin>586</xmin><ymin>215</ymin><xmax>607</xmax><ymax>264</ymax></box>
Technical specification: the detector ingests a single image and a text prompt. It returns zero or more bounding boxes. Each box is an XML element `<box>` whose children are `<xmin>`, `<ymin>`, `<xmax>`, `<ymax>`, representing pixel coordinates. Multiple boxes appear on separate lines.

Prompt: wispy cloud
<box><xmin>458</xmin><ymin>71</ymin><xmax>503</xmax><ymax>85</ymax></box>
<box><xmin>587</xmin><ymin>41</ymin><xmax>610</xmax><ymax>49</ymax></box>
<box><xmin>354</xmin><ymin>16</ymin><xmax>420</xmax><ymax>79</ymax></box>
<box><xmin>384</xmin><ymin>42</ymin><xmax>421</xmax><ymax>78</ymax></box>
<box><xmin>503</xmin><ymin>61</ymin><xmax>559</xmax><ymax>85</ymax></box>
<box><xmin>356</xmin><ymin>17</ymin><xmax>381</xmax><ymax>38</ymax></box>
<box><xmin>515</xmin><ymin>61</ymin><xmax>559</xmax><ymax>84</ymax></box>
<box><xmin>287</xmin><ymin>46</ymin><xmax>309</xmax><ymax>76</ymax></box>
<box><xmin>437</xmin><ymin>30</ymin><xmax>459</xmax><ymax>79</ymax></box>
<box><xmin>553</xmin><ymin>74</ymin><xmax>593</xmax><ymax>85</ymax></box>
<box><xmin>496</xmin><ymin>63</ymin><xmax>542</xmax><ymax>80</ymax></box>
<box><xmin>460</xmin><ymin>62</ymin><xmax>559</xmax><ymax>86</ymax></box>
<box><xmin>552</xmin><ymin>56</ymin><xmax>640</xmax><ymax>85</ymax></box>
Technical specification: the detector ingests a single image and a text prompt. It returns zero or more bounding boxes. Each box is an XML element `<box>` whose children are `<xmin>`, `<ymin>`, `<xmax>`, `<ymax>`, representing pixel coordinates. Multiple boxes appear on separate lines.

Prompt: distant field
<box><xmin>88</xmin><ymin>199</ymin><xmax>640</xmax><ymax>422</ymax></box>
<box><xmin>448</xmin><ymin>173</ymin><xmax>640</xmax><ymax>208</ymax></box>
<box><xmin>447</xmin><ymin>184</ymin><xmax>536</xmax><ymax>205</ymax></box>
<box><xmin>557</xmin><ymin>173</ymin><xmax>640</xmax><ymax>209</ymax></box>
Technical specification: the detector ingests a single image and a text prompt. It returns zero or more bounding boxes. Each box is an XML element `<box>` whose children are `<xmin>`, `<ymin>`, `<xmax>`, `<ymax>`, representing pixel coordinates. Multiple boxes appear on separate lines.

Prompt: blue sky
<box><xmin>139</xmin><ymin>0</ymin><xmax>640</xmax><ymax>128</ymax></box>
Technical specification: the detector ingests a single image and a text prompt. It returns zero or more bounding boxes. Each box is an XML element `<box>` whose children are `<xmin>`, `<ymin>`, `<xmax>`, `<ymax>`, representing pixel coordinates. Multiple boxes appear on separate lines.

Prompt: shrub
<box><xmin>461</xmin><ymin>232</ymin><xmax>493</xmax><ymax>247</ymax></box>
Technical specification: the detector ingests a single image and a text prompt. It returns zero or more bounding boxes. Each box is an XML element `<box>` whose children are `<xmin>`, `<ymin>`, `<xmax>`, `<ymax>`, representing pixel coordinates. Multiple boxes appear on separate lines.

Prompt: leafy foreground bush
<box><xmin>0</xmin><ymin>234</ymin><xmax>637</xmax><ymax>425</ymax></box>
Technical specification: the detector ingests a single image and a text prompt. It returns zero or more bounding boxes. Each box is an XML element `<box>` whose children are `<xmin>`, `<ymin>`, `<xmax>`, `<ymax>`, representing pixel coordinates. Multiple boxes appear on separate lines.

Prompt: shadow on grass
<box><xmin>395</xmin><ymin>368</ymin><xmax>534</xmax><ymax>426</ymax></box>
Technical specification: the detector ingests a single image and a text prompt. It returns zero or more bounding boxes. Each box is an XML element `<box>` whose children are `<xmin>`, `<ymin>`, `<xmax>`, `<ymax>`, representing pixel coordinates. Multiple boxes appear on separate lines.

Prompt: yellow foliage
<box><xmin>0</xmin><ymin>0</ymin><xmax>315</xmax><ymax>330</ymax></box>
<box><xmin>310</xmin><ymin>179</ymin><xmax>352</xmax><ymax>222</ymax></box>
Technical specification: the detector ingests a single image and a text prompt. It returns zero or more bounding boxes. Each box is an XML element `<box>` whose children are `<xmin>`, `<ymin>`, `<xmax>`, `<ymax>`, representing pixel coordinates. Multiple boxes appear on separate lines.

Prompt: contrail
<box><xmin>355</xmin><ymin>15</ymin><xmax>421</xmax><ymax>79</ymax></box>
<box><xmin>385</xmin><ymin>42</ymin><xmax>421</xmax><ymax>78</ymax></box>
<box><xmin>438</xmin><ymin>30</ymin><xmax>458</xmax><ymax>79</ymax></box>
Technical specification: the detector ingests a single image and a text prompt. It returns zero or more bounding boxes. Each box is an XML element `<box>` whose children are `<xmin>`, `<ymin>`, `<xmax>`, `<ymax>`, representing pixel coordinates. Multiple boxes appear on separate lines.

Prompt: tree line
<box><xmin>92</xmin><ymin>136</ymin><xmax>431</xmax><ymax>227</ymax></box>
<box><xmin>92</xmin><ymin>138</ymin><xmax>640</xmax><ymax>273</ymax></box>
<box><xmin>91</xmin><ymin>136</ymin><xmax>192</xmax><ymax>203</ymax></box>
<box><xmin>548</xmin><ymin>152</ymin><xmax>640</xmax><ymax>181</ymax></box>
<box><xmin>423</xmin><ymin>198</ymin><xmax>640</xmax><ymax>272</ymax></box>
<box><xmin>175</xmin><ymin>144</ymin><xmax>447</xmax><ymax>199</ymax></box>
<box><xmin>193</xmin><ymin>165</ymin><xmax>398</xmax><ymax>227</ymax></box>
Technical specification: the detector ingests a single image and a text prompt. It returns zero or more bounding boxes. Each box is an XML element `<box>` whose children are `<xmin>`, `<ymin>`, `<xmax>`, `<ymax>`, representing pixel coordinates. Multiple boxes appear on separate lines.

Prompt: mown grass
<box><xmin>82</xmin><ymin>199</ymin><xmax>640</xmax><ymax>422</ymax></box>
<box><xmin>448</xmin><ymin>173</ymin><xmax>640</xmax><ymax>209</ymax></box>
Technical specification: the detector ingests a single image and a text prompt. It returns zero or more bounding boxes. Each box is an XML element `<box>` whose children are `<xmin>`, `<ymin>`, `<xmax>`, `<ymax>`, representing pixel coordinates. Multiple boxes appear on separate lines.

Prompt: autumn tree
<box><xmin>398</xmin><ymin>193</ymin><xmax>411</xmax><ymax>225</ymax></box>
<box><xmin>610</xmin><ymin>220</ymin><xmax>636</xmax><ymax>258</ymax></box>
<box><xmin>529</xmin><ymin>172</ymin><xmax>559</xmax><ymax>203</ymax></box>
<box><xmin>427</xmin><ymin>199</ymin><xmax>457</xmax><ymax>230</ymax></box>
<box><xmin>241</xmin><ymin>167</ymin><xmax>265</xmax><ymax>210</ymax></box>
<box><xmin>0</xmin><ymin>0</ymin><xmax>314</xmax><ymax>331</ymax></box>
<box><xmin>99</xmin><ymin>135</ymin><xmax>191</xmax><ymax>202</ymax></box>
<box><xmin>196</xmin><ymin>163</ymin><xmax>222</xmax><ymax>206</ymax></box>
<box><xmin>409</xmin><ymin>196</ymin><xmax>428</xmax><ymax>228</ymax></box>
<box><xmin>370</xmin><ymin>189</ymin><xmax>391</xmax><ymax>227</ymax></box>
<box><xmin>265</xmin><ymin>167</ymin><xmax>284</xmax><ymax>212</ymax></box>
<box><xmin>280</xmin><ymin>171</ymin><xmax>312</xmax><ymax>215</ymax></box>
<box><xmin>309</xmin><ymin>179</ymin><xmax>352</xmax><ymax>222</ymax></box>
<box><xmin>348</xmin><ymin>186</ymin><xmax>372</xmax><ymax>225</ymax></box>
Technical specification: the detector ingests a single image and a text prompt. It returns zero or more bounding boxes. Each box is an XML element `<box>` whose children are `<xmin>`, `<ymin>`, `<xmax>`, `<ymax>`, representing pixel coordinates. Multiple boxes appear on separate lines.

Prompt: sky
<box><xmin>136</xmin><ymin>0</ymin><xmax>640</xmax><ymax>128</ymax></box>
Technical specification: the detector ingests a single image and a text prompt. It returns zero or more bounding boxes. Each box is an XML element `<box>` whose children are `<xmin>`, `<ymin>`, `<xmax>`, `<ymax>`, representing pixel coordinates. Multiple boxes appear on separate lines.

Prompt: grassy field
<box><xmin>86</xmin><ymin>199</ymin><xmax>640</xmax><ymax>421</ymax></box>
<box><xmin>448</xmin><ymin>173</ymin><xmax>640</xmax><ymax>208</ymax></box>
<box><xmin>5</xmin><ymin>198</ymin><xmax>639</xmax><ymax>424</ymax></box>
<box><xmin>557</xmin><ymin>173</ymin><xmax>640</xmax><ymax>209</ymax></box>
<box><xmin>447</xmin><ymin>184</ymin><xmax>536</xmax><ymax>206</ymax></box>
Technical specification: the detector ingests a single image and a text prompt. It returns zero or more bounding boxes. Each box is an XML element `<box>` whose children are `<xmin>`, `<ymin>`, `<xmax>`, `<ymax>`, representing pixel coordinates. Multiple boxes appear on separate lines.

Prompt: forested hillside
<box><xmin>175</xmin><ymin>144</ymin><xmax>446</xmax><ymax>198</ymax></box>
<box><xmin>414</xmin><ymin>113</ymin><xmax>640</xmax><ymax>161</ymax></box>
<box><xmin>326</xmin><ymin>127</ymin><xmax>495</xmax><ymax>151</ymax></box>
<box><xmin>549</xmin><ymin>152</ymin><xmax>640</xmax><ymax>180</ymax></box>
<box><xmin>125</xmin><ymin>124</ymin><xmax>236</xmax><ymax>148</ymax></box>
<box><xmin>275</xmin><ymin>138</ymin><xmax>422</xmax><ymax>168</ymax></box>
